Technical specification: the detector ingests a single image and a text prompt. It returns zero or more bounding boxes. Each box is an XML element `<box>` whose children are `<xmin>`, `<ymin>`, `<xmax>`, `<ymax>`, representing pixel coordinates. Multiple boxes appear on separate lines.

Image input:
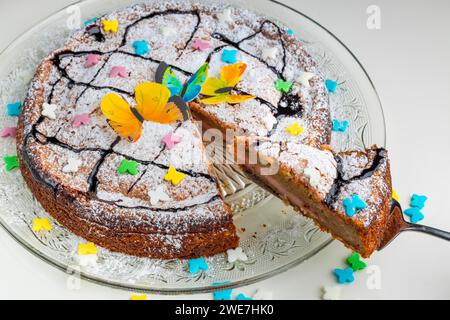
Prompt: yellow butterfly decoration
<box><xmin>100</xmin><ymin>82</ymin><xmax>190</xmax><ymax>143</ymax></box>
<box><xmin>200</xmin><ymin>62</ymin><xmax>255</xmax><ymax>104</ymax></box>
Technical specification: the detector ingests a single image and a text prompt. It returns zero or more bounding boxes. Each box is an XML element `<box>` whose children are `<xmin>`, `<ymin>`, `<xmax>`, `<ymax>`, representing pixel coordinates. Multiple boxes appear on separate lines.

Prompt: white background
<box><xmin>0</xmin><ymin>0</ymin><xmax>449</xmax><ymax>299</ymax></box>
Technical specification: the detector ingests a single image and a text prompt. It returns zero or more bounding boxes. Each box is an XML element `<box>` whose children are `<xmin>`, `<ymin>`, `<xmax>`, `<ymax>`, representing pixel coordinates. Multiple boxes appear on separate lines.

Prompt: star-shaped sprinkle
<box><xmin>392</xmin><ymin>188</ymin><xmax>399</xmax><ymax>202</ymax></box>
<box><xmin>133</xmin><ymin>40</ymin><xmax>150</xmax><ymax>56</ymax></box>
<box><xmin>214</xmin><ymin>289</ymin><xmax>233</xmax><ymax>300</ymax></box>
<box><xmin>304</xmin><ymin>166</ymin><xmax>321</xmax><ymax>189</ymax></box>
<box><xmin>322</xmin><ymin>286</ymin><xmax>341</xmax><ymax>300</ymax></box>
<box><xmin>217</xmin><ymin>8</ymin><xmax>233</xmax><ymax>24</ymax></box>
<box><xmin>252</xmin><ymin>289</ymin><xmax>273</xmax><ymax>300</ymax></box>
<box><xmin>63</xmin><ymin>157</ymin><xmax>82</xmax><ymax>173</ymax></box>
<box><xmin>296</xmin><ymin>71</ymin><xmax>315</xmax><ymax>87</ymax></box>
<box><xmin>117</xmin><ymin>159</ymin><xmax>139</xmax><ymax>176</ymax></box>
<box><xmin>188</xmin><ymin>257</ymin><xmax>208</xmax><ymax>273</ymax></box>
<box><xmin>32</xmin><ymin>218</ymin><xmax>51</xmax><ymax>232</ymax></box>
<box><xmin>262</xmin><ymin>46</ymin><xmax>278</xmax><ymax>61</ymax></box>
<box><xmin>226</xmin><ymin>247</ymin><xmax>248</xmax><ymax>263</ymax></box>
<box><xmin>275</xmin><ymin>79</ymin><xmax>293</xmax><ymax>93</ymax></box>
<box><xmin>346</xmin><ymin>252</ymin><xmax>367</xmax><ymax>271</ymax></box>
<box><xmin>343</xmin><ymin>194</ymin><xmax>367</xmax><ymax>217</ymax></box>
<box><xmin>192</xmin><ymin>38</ymin><xmax>210</xmax><ymax>52</ymax></box>
<box><xmin>148</xmin><ymin>185</ymin><xmax>170</xmax><ymax>205</ymax></box>
<box><xmin>102</xmin><ymin>19</ymin><xmax>119</xmax><ymax>33</ymax></box>
<box><xmin>222</xmin><ymin>49</ymin><xmax>238</xmax><ymax>64</ymax></box>
<box><xmin>410</xmin><ymin>194</ymin><xmax>428</xmax><ymax>209</ymax></box>
<box><xmin>164</xmin><ymin>166</ymin><xmax>186</xmax><ymax>186</ymax></box>
<box><xmin>42</xmin><ymin>103</ymin><xmax>57</xmax><ymax>120</ymax></box>
<box><xmin>130</xmin><ymin>295</ymin><xmax>148</xmax><ymax>300</ymax></box>
<box><xmin>110</xmin><ymin>66</ymin><xmax>128</xmax><ymax>78</ymax></box>
<box><xmin>76</xmin><ymin>254</ymin><xmax>98</xmax><ymax>267</ymax></box>
<box><xmin>332</xmin><ymin>119</ymin><xmax>349</xmax><ymax>132</ymax></box>
<box><xmin>73</xmin><ymin>113</ymin><xmax>91</xmax><ymax>128</ymax></box>
<box><xmin>404</xmin><ymin>207</ymin><xmax>424</xmax><ymax>224</ymax></box>
<box><xmin>162</xmin><ymin>131</ymin><xmax>182</xmax><ymax>150</ymax></box>
<box><xmin>3</xmin><ymin>155</ymin><xmax>19</xmax><ymax>171</ymax></box>
<box><xmin>84</xmin><ymin>54</ymin><xmax>101</xmax><ymax>68</ymax></box>
<box><xmin>285</xmin><ymin>122</ymin><xmax>304</xmax><ymax>136</ymax></box>
<box><xmin>160</xmin><ymin>26</ymin><xmax>176</xmax><ymax>37</ymax></box>
<box><xmin>286</xmin><ymin>28</ymin><xmax>294</xmax><ymax>36</ymax></box>
<box><xmin>325</xmin><ymin>79</ymin><xmax>338</xmax><ymax>92</ymax></box>
<box><xmin>236</xmin><ymin>293</ymin><xmax>252</xmax><ymax>300</ymax></box>
<box><xmin>333</xmin><ymin>267</ymin><xmax>354</xmax><ymax>284</ymax></box>
<box><xmin>78</xmin><ymin>242</ymin><xmax>97</xmax><ymax>255</ymax></box>
<box><xmin>0</xmin><ymin>127</ymin><xmax>17</xmax><ymax>138</ymax></box>
<box><xmin>7</xmin><ymin>102</ymin><xmax>21</xmax><ymax>117</ymax></box>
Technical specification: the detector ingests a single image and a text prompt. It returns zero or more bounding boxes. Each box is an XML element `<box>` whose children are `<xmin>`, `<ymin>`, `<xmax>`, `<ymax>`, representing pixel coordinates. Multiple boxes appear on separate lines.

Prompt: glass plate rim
<box><xmin>0</xmin><ymin>0</ymin><xmax>385</xmax><ymax>294</ymax></box>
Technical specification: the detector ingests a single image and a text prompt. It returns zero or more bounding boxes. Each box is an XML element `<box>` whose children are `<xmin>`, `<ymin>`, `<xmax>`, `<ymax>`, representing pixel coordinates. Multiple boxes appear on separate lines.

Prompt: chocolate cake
<box><xmin>17</xmin><ymin>1</ymin><xmax>391</xmax><ymax>259</ymax></box>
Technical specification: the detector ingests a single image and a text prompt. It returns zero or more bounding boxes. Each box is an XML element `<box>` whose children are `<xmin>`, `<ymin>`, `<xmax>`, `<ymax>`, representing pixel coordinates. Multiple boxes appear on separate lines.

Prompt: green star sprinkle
<box><xmin>346</xmin><ymin>252</ymin><xmax>367</xmax><ymax>271</ymax></box>
<box><xmin>117</xmin><ymin>159</ymin><xmax>139</xmax><ymax>176</ymax></box>
<box><xmin>3</xmin><ymin>155</ymin><xmax>19</xmax><ymax>171</ymax></box>
<box><xmin>275</xmin><ymin>79</ymin><xmax>293</xmax><ymax>93</ymax></box>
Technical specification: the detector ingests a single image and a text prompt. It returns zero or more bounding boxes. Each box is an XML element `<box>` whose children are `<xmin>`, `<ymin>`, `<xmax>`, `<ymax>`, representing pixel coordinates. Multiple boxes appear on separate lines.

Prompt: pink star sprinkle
<box><xmin>0</xmin><ymin>127</ymin><xmax>17</xmax><ymax>138</ymax></box>
<box><xmin>192</xmin><ymin>39</ymin><xmax>210</xmax><ymax>52</ymax></box>
<box><xmin>73</xmin><ymin>113</ymin><xmax>91</xmax><ymax>128</ymax></box>
<box><xmin>84</xmin><ymin>54</ymin><xmax>101</xmax><ymax>68</ymax></box>
<box><xmin>110</xmin><ymin>66</ymin><xmax>129</xmax><ymax>78</ymax></box>
<box><xmin>162</xmin><ymin>131</ymin><xmax>182</xmax><ymax>150</ymax></box>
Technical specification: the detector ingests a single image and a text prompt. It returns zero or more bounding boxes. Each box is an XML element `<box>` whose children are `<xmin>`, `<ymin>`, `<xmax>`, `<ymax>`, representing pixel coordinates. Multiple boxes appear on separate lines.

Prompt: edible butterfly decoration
<box><xmin>155</xmin><ymin>62</ymin><xmax>209</xmax><ymax>103</ymax></box>
<box><xmin>100</xmin><ymin>82</ymin><xmax>190</xmax><ymax>143</ymax></box>
<box><xmin>200</xmin><ymin>62</ymin><xmax>255</xmax><ymax>104</ymax></box>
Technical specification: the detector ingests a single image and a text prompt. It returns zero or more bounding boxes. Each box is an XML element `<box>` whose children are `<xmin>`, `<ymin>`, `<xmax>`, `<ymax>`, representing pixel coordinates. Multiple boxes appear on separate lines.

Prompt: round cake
<box><xmin>17</xmin><ymin>1</ymin><xmax>331</xmax><ymax>259</ymax></box>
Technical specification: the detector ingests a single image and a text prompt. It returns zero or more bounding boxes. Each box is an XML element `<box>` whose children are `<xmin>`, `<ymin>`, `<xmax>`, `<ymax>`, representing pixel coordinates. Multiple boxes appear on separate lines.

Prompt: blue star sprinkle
<box><xmin>343</xmin><ymin>194</ymin><xmax>367</xmax><ymax>217</ymax></box>
<box><xmin>332</xmin><ymin>119</ymin><xmax>349</xmax><ymax>132</ymax></box>
<box><xmin>188</xmin><ymin>257</ymin><xmax>208</xmax><ymax>273</ymax></box>
<box><xmin>325</xmin><ymin>79</ymin><xmax>338</xmax><ymax>92</ymax></box>
<box><xmin>235</xmin><ymin>293</ymin><xmax>252</xmax><ymax>300</ymax></box>
<box><xmin>212</xmin><ymin>282</ymin><xmax>233</xmax><ymax>300</ymax></box>
<box><xmin>7</xmin><ymin>102</ymin><xmax>21</xmax><ymax>117</ymax></box>
<box><xmin>221</xmin><ymin>49</ymin><xmax>238</xmax><ymax>64</ymax></box>
<box><xmin>410</xmin><ymin>194</ymin><xmax>428</xmax><ymax>209</ymax></box>
<box><xmin>286</xmin><ymin>28</ymin><xmax>294</xmax><ymax>36</ymax></box>
<box><xmin>133</xmin><ymin>40</ymin><xmax>150</xmax><ymax>56</ymax></box>
<box><xmin>333</xmin><ymin>267</ymin><xmax>354</xmax><ymax>284</ymax></box>
<box><xmin>404</xmin><ymin>207</ymin><xmax>424</xmax><ymax>224</ymax></box>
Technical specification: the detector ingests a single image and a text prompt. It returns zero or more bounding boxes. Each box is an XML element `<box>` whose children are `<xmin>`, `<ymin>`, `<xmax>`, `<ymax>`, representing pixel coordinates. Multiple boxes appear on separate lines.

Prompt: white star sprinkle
<box><xmin>296</xmin><ymin>71</ymin><xmax>315</xmax><ymax>87</ymax></box>
<box><xmin>262</xmin><ymin>47</ymin><xmax>278</xmax><ymax>61</ymax></box>
<box><xmin>149</xmin><ymin>185</ymin><xmax>170</xmax><ymax>205</ymax></box>
<box><xmin>217</xmin><ymin>8</ymin><xmax>233</xmax><ymax>24</ymax></box>
<box><xmin>303</xmin><ymin>166</ymin><xmax>321</xmax><ymax>189</ymax></box>
<box><xmin>42</xmin><ymin>103</ymin><xmax>58</xmax><ymax>120</ymax></box>
<box><xmin>76</xmin><ymin>253</ymin><xmax>98</xmax><ymax>267</ymax></box>
<box><xmin>63</xmin><ymin>157</ymin><xmax>82</xmax><ymax>173</ymax></box>
<box><xmin>160</xmin><ymin>26</ymin><xmax>176</xmax><ymax>37</ymax></box>
<box><xmin>226</xmin><ymin>247</ymin><xmax>248</xmax><ymax>263</ymax></box>
<box><xmin>253</xmin><ymin>289</ymin><xmax>273</xmax><ymax>300</ymax></box>
<box><xmin>322</xmin><ymin>286</ymin><xmax>341</xmax><ymax>300</ymax></box>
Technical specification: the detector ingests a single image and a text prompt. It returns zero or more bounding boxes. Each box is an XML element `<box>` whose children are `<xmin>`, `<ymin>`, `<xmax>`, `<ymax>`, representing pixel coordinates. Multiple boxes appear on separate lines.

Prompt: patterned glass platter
<box><xmin>0</xmin><ymin>0</ymin><xmax>385</xmax><ymax>293</ymax></box>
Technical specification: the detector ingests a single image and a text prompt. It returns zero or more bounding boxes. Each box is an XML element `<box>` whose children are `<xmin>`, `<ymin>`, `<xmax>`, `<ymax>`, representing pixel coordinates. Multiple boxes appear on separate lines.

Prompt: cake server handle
<box><xmin>403</xmin><ymin>223</ymin><xmax>450</xmax><ymax>242</ymax></box>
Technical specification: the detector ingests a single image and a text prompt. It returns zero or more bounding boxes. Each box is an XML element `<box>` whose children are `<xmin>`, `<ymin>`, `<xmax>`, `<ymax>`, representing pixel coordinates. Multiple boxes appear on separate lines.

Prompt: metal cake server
<box><xmin>379</xmin><ymin>200</ymin><xmax>450</xmax><ymax>250</ymax></box>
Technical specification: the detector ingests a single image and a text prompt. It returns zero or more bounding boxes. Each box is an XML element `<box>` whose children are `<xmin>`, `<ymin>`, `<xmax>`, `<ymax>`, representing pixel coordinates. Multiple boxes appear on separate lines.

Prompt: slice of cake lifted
<box><xmin>232</xmin><ymin>137</ymin><xmax>392</xmax><ymax>257</ymax></box>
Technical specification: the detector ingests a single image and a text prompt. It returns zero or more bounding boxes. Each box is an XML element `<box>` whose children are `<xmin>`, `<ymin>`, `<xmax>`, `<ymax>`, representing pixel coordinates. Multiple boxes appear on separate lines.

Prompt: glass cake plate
<box><xmin>0</xmin><ymin>0</ymin><xmax>385</xmax><ymax>294</ymax></box>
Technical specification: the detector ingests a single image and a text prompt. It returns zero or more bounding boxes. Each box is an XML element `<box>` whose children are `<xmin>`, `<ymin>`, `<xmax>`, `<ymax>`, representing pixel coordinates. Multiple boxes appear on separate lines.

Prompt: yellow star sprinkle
<box><xmin>392</xmin><ymin>188</ymin><xmax>399</xmax><ymax>202</ymax></box>
<box><xmin>286</xmin><ymin>122</ymin><xmax>304</xmax><ymax>136</ymax></box>
<box><xmin>78</xmin><ymin>242</ymin><xmax>97</xmax><ymax>255</ymax></box>
<box><xmin>164</xmin><ymin>166</ymin><xmax>186</xmax><ymax>186</ymax></box>
<box><xmin>32</xmin><ymin>218</ymin><xmax>51</xmax><ymax>232</ymax></box>
<box><xmin>130</xmin><ymin>294</ymin><xmax>148</xmax><ymax>300</ymax></box>
<box><xmin>102</xmin><ymin>19</ymin><xmax>119</xmax><ymax>33</ymax></box>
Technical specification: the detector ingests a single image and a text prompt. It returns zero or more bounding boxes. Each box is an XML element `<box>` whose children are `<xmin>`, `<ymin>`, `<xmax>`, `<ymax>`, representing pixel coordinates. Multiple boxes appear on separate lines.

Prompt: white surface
<box><xmin>0</xmin><ymin>0</ymin><xmax>449</xmax><ymax>300</ymax></box>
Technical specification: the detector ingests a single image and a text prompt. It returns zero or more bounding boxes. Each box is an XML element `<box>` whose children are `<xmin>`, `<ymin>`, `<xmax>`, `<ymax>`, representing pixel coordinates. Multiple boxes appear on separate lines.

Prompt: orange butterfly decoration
<box><xmin>200</xmin><ymin>62</ymin><xmax>255</xmax><ymax>104</ymax></box>
<box><xmin>100</xmin><ymin>82</ymin><xmax>190</xmax><ymax>143</ymax></box>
